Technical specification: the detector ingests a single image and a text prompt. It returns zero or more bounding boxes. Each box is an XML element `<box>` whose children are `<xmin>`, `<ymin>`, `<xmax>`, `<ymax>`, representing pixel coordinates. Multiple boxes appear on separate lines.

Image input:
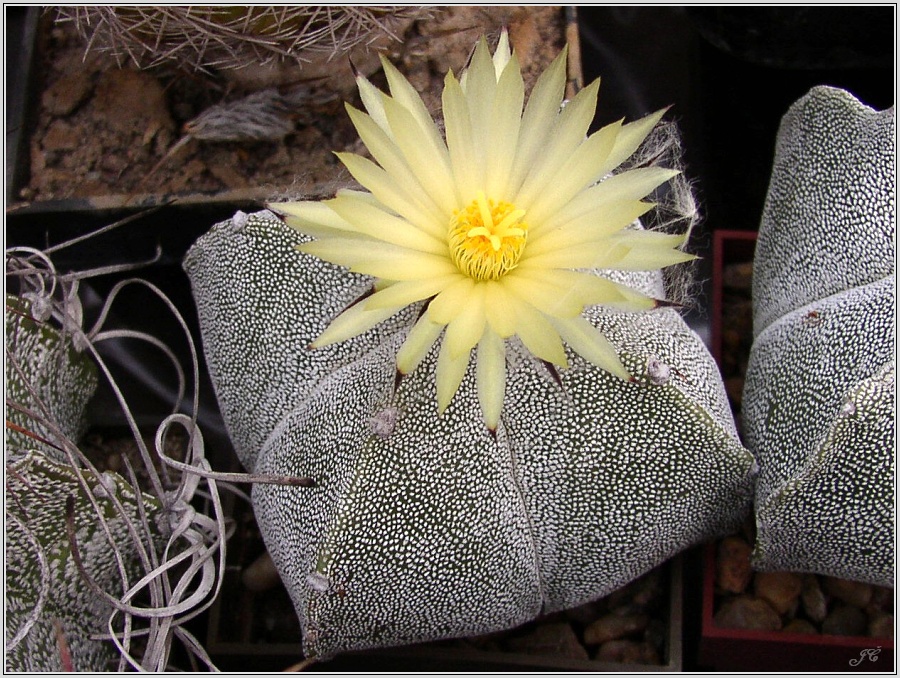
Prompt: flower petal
<box><xmin>504</xmin><ymin>268</ymin><xmax>584</xmax><ymax>318</ymax></box>
<box><xmin>506</xmin><ymin>298</ymin><xmax>568</xmax><ymax>367</ymax></box>
<box><xmin>476</xmin><ymin>328</ymin><xmax>506</xmax><ymax>430</ymax></box>
<box><xmin>444</xmin><ymin>286</ymin><xmax>486</xmax><ymax>358</ymax></box>
<box><xmin>514</xmin><ymin>78</ymin><xmax>601</xmax><ymax>210</ymax></box>
<box><xmin>380</xmin><ymin>55</ymin><xmax>447</xmax><ymax>157</ymax></box>
<box><xmin>461</xmin><ymin>38</ymin><xmax>497</xmax><ymax>171</ymax></box>
<box><xmin>525</xmin><ymin>199</ymin><xmax>652</xmax><ymax>256</ymax></box>
<box><xmin>312</xmin><ymin>300</ymin><xmax>399</xmax><ymax>348</ymax></box>
<box><xmin>382</xmin><ymin>95</ymin><xmax>458</xmax><ymax>215</ymax></box>
<box><xmin>443</xmin><ymin>70</ymin><xmax>481</xmax><ymax>202</ymax></box>
<box><xmin>536</xmin><ymin>166</ymin><xmax>680</xmax><ymax>235</ymax></box>
<box><xmin>483</xmin><ymin>281</ymin><xmax>517</xmax><ymax>337</ymax></box>
<box><xmin>298</xmin><ymin>238</ymin><xmax>457</xmax><ymax>280</ymax></box>
<box><xmin>427</xmin><ymin>276</ymin><xmax>476</xmax><ymax>324</ymax></box>
<box><xmin>485</xmin><ymin>53</ymin><xmax>524</xmax><ymax>199</ymax></box>
<box><xmin>364</xmin><ymin>274</ymin><xmax>461</xmax><ymax>311</ymax></box>
<box><xmin>601</xmin><ymin>108</ymin><xmax>668</xmax><ymax>177</ymax></box>
<box><xmin>523</xmin><ymin>118</ymin><xmax>622</xmax><ymax>226</ymax></box>
<box><xmin>541</xmin><ymin>269</ymin><xmax>657</xmax><ymax>310</ymax></box>
<box><xmin>516</xmin><ymin>240</ymin><xmax>628</xmax><ymax>272</ymax></box>
<box><xmin>436</xmin><ymin>335</ymin><xmax>470</xmax><ymax>413</ymax></box>
<box><xmin>608</xmin><ymin>231</ymin><xmax>696</xmax><ymax>270</ymax></box>
<box><xmin>336</xmin><ymin>152</ymin><xmax>446</xmax><ymax>237</ymax></box>
<box><xmin>327</xmin><ymin>193</ymin><xmax>447</xmax><ymax>255</ymax></box>
<box><xmin>345</xmin><ymin>104</ymin><xmax>446</xmax><ymax>228</ymax></box>
<box><xmin>397</xmin><ymin>313</ymin><xmax>444</xmax><ymax>374</ymax></box>
<box><xmin>504</xmin><ymin>49</ymin><xmax>567</xmax><ymax>197</ymax></box>
<box><xmin>355</xmin><ymin>72</ymin><xmax>390</xmax><ymax>134</ymax></box>
<box><xmin>491</xmin><ymin>29</ymin><xmax>512</xmax><ymax>77</ymax></box>
<box><xmin>273</xmin><ymin>201</ymin><xmax>354</xmax><ymax>239</ymax></box>
<box><xmin>551</xmin><ymin>315</ymin><xmax>631</xmax><ymax>380</ymax></box>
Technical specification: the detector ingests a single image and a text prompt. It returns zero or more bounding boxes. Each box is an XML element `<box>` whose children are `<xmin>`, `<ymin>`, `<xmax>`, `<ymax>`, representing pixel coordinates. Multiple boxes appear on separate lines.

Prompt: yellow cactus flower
<box><xmin>271</xmin><ymin>33</ymin><xmax>694</xmax><ymax>430</ymax></box>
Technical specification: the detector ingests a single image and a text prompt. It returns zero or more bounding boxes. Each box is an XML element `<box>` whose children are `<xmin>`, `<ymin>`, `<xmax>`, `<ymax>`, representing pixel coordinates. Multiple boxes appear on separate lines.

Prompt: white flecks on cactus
<box><xmin>752</xmin><ymin>86</ymin><xmax>895</xmax><ymax>337</ymax></box>
<box><xmin>743</xmin><ymin>86</ymin><xmax>895</xmax><ymax>585</ymax></box>
<box><xmin>5</xmin><ymin>295</ymin><xmax>98</xmax><ymax>462</ymax></box>
<box><xmin>5</xmin><ymin>450</ymin><xmax>162</xmax><ymax>672</ymax></box>
<box><xmin>185</xmin><ymin>211</ymin><xmax>756</xmax><ymax>658</ymax></box>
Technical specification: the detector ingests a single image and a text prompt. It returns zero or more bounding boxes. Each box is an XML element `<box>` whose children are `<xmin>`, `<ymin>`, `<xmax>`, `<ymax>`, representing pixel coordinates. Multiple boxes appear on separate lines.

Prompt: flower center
<box><xmin>448</xmin><ymin>191</ymin><xmax>528</xmax><ymax>281</ymax></box>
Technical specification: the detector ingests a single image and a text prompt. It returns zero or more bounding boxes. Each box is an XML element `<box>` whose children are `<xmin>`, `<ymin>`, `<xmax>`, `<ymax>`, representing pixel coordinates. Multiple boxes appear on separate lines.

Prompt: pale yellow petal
<box><xmin>443</xmin><ymin>286</ymin><xmax>486</xmax><ymax>358</ymax></box>
<box><xmin>610</xmin><ymin>231</ymin><xmax>697</xmax><ymax>270</ymax></box>
<box><xmin>485</xmin><ymin>53</ymin><xmax>524</xmax><ymax>199</ymax></box>
<box><xmin>551</xmin><ymin>315</ymin><xmax>630</xmax><ymax>380</ymax></box>
<box><xmin>538</xmin><ymin>166</ymin><xmax>680</xmax><ymax>234</ymax></box>
<box><xmin>355</xmin><ymin>72</ymin><xmax>390</xmax><ymax>134</ymax></box>
<box><xmin>504</xmin><ymin>268</ymin><xmax>584</xmax><ymax>318</ymax></box>
<box><xmin>523</xmin><ymin>119</ymin><xmax>621</xmax><ymax>226</ymax></box>
<box><xmin>380</xmin><ymin>55</ymin><xmax>448</xmax><ymax>161</ymax></box>
<box><xmin>476</xmin><ymin>328</ymin><xmax>506</xmax><ymax>430</ymax></box>
<box><xmin>492</xmin><ymin>29</ymin><xmax>512</xmax><ymax>78</ymax></box>
<box><xmin>312</xmin><ymin>301</ymin><xmax>398</xmax><ymax>348</ymax></box>
<box><xmin>336</xmin><ymin>152</ymin><xmax>445</xmax><ymax>237</ymax></box>
<box><xmin>526</xmin><ymin>200</ymin><xmax>652</xmax><ymax>255</ymax></box>
<box><xmin>436</xmin><ymin>335</ymin><xmax>471</xmax><ymax>413</ymax></box>
<box><xmin>427</xmin><ymin>276</ymin><xmax>475</xmax><ymax>324</ymax></box>
<box><xmin>397</xmin><ymin>313</ymin><xmax>444</xmax><ymax>374</ymax></box>
<box><xmin>364</xmin><ymin>274</ymin><xmax>461</xmax><ymax>311</ymax></box>
<box><xmin>345</xmin><ymin>104</ymin><xmax>446</xmax><ymax>226</ymax></box>
<box><xmin>327</xmin><ymin>194</ymin><xmax>447</xmax><ymax>255</ymax></box>
<box><xmin>483</xmin><ymin>281</ymin><xmax>517</xmax><ymax>337</ymax></box>
<box><xmin>505</xmin><ymin>297</ymin><xmax>568</xmax><ymax>367</ymax></box>
<box><xmin>504</xmin><ymin>48</ymin><xmax>567</xmax><ymax>197</ymax></box>
<box><xmin>442</xmin><ymin>70</ymin><xmax>481</xmax><ymax>201</ymax></box>
<box><xmin>462</xmin><ymin>38</ymin><xmax>497</xmax><ymax>171</ymax></box>
<box><xmin>516</xmin><ymin>240</ymin><xmax>628</xmax><ymax>273</ymax></box>
<box><xmin>272</xmin><ymin>201</ymin><xmax>355</xmax><ymax>239</ymax></box>
<box><xmin>298</xmin><ymin>239</ymin><xmax>457</xmax><ymax>280</ymax></box>
<box><xmin>541</xmin><ymin>269</ymin><xmax>656</xmax><ymax>310</ymax></box>
<box><xmin>600</xmin><ymin>108</ymin><xmax>668</xmax><ymax>178</ymax></box>
<box><xmin>514</xmin><ymin>78</ymin><xmax>600</xmax><ymax>210</ymax></box>
<box><xmin>382</xmin><ymin>95</ymin><xmax>458</xmax><ymax>215</ymax></box>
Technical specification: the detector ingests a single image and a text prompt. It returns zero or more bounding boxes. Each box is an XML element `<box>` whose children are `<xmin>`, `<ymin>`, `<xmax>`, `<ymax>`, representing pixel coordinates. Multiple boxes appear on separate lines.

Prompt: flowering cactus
<box><xmin>186</xmin><ymin>35</ymin><xmax>756</xmax><ymax>658</ymax></box>
<box><xmin>743</xmin><ymin>86</ymin><xmax>895</xmax><ymax>585</ymax></box>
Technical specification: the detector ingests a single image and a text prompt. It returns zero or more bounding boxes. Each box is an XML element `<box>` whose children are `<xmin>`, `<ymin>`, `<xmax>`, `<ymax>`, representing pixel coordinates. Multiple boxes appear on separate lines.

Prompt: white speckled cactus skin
<box><xmin>5</xmin><ymin>451</ymin><xmax>163</xmax><ymax>671</ymax></box>
<box><xmin>743</xmin><ymin>86</ymin><xmax>895</xmax><ymax>585</ymax></box>
<box><xmin>185</xmin><ymin>210</ymin><xmax>756</xmax><ymax>658</ymax></box>
<box><xmin>5</xmin><ymin>295</ymin><xmax>98</xmax><ymax>462</ymax></box>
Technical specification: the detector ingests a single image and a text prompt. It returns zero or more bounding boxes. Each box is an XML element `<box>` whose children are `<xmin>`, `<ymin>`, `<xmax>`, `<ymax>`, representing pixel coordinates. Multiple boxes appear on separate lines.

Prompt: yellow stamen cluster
<box><xmin>448</xmin><ymin>191</ymin><xmax>528</xmax><ymax>281</ymax></box>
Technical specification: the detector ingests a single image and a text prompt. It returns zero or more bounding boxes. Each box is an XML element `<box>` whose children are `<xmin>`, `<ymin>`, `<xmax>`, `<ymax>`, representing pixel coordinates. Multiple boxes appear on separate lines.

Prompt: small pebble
<box><xmin>754</xmin><ymin>571</ymin><xmax>803</xmax><ymax>616</ymax></box>
<box><xmin>583</xmin><ymin>613</ymin><xmax>649</xmax><ymax>645</ymax></box>
<box><xmin>715</xmin><ymin>595</ymin><xmax>782</xmax><ymax>631</ymax></box>
<box><xmin>594</xmin><ymin>639</ymin><xmax>660</xmax><ymax>664</ymax></box>
<box><xmin>868</xmin><ymin>613</ymin><xmax>894</xmax><ymax>639</ymax></box>
<box><xmin>723</xmin><ymin>262</ymin><xmax>754</xmax><ymax>290</ymax></box>
<box><xmin>42</xmin><ymin>70</ymin><xmax>93</xmax><ymax>116</ymax></box>
<box><xmin>783</xmin><ymin>618</ymin><xmax>819</xmax><ymax>635</ymax></box>
<box><xmin>716</xmin><ymin>536</ymin><xmax>753</xmax><ymax>594</ymax></box>
<box><xmin>563</xmin><ymin>599</ymin><xmax>604</xmax><ymax>627</ymax></box>
<box><xmin>800</xmin><ymin>574</ymin><xmax>828</xmax><ymax>624</ymax></box>
<box><xmin>869</xmin><ymin>585</ymin><xmax>894</xmax><ymax>614</ymax></box>
<box><xmin>505</xmin><ymin>622</ymin><xmax>589</xmax><ymax>661</ymax></box>
<box><xmin>821</xmin><ymin>576</ymin><xmax>873</xmax><ymax>609</ymax></box>
<box><xmin>822</xmin><ymin>604</ymin><xmax>868</xmax><ymax>637</ymax></box>
<box><xmin>604</xmin><ymin>568</ymin><xmax>662</xmax><ymax>610</ymax></box>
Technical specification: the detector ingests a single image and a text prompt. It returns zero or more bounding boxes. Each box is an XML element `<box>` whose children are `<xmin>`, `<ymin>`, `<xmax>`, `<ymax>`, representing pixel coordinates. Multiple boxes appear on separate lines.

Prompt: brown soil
<box><xmin>20</xmin><ymin>7</ymin><xmax>567</xmax><ymax>205</ymax></box>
